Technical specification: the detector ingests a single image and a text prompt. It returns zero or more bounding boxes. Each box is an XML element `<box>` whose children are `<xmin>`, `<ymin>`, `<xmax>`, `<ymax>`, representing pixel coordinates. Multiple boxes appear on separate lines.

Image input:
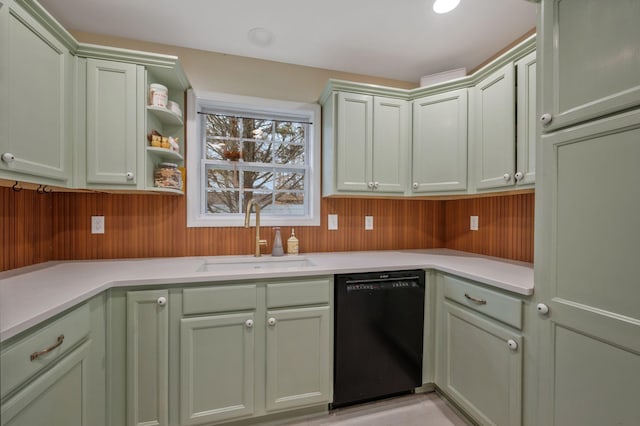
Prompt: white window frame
<box><xmin>186</xmin><ymin>89</ymin><xmax>321</xmax><ymax>227</ymax></box>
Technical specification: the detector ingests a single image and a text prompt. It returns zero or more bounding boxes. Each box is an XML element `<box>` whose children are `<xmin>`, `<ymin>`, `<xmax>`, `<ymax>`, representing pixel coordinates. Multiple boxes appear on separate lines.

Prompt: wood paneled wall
<box><xmin>444</xmin><ymin>193</ymin><xmax>534</xmax><ymax>263</ymax></box>
<box><xmin>1</xmin><ymin>188</ymin><xmax>534</xmax><ymax>272</ymax></box>
<box><xmin>1</xmin><ymin>187</ymin><xmax>53</xmax><ymax>271</ymax></box>
<box><xmin>47</xmin><ymin>193</ymin><xmax>444</xmax><ymax>261</ymax></box>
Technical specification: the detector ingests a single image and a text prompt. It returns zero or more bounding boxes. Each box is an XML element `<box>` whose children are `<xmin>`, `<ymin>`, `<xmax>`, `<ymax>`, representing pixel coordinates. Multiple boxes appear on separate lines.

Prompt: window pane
<box><xmin>243</xmin><ymin>169</ymin><xmax>274</xmax><ymax>191</ymax></box>
<box><xmin>275</xmin><ymin>144</ymin><xmax>305</xmax><ymax>165</ymax></box>
<box><xmin>242</xmin><ymin>192</ymin><xmax>273</xmax><ymax>212</ymax></box>
<box><xmin>242</xmin><ymin>140</ymin><xmax>273</xmax><ymax>163</ymax></box>
<box><xmin>242</xmin><ymin>118</ymin><xmax>273</xmax><ymax>140</ymax></box>
<box><xmin>275</xmin><ymin>171</ymin><xmax>304</xmax><ymax>191</ymax></box>
<box><xmin>207</xmin><ymin>168</ymin><xmax>239</xmax><ymax>190</ymax></box>
<box><xmin>263</xmin><ymin>192</ymin><xmax>305</xmax><ymax>215</ymax></box>
<box><xmin>206</xmin><ymin>191</ymin><xmax>238</xmax><ymax>213</ymax></box>
<box><xmin>274</xmin><ymin>122</ymin><xmax>305</xmax><ymax>144</ymax></box>
<box><xmin>207</xmin><ymin>138</ymin><xmax>241</xmax><ymax>160</ymax></box>
<box><xmin>207</xmin><ymin>115</ymin><xmax>240</xmax><ymax>138</ymax></box>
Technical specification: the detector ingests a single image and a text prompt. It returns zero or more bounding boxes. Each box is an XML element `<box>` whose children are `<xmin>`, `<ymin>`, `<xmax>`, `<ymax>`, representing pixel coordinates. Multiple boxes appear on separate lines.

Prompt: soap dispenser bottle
<box><xmin>287</xmin><ymin>228</ymin><xmax>299</xmax><ymax>255</ymax></box>
<box><xmin>272</xmin><ymin>227</ymin><xmax>284</xmax><ymax>256</ymax></box>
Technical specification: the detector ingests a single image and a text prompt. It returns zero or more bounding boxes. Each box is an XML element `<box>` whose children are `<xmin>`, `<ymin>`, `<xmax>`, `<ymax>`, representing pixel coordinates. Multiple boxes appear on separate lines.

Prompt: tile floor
<box><xmin>281</xmin><ymin>392</ymin><xmax>471</xmax><ymax>426</ymax></box>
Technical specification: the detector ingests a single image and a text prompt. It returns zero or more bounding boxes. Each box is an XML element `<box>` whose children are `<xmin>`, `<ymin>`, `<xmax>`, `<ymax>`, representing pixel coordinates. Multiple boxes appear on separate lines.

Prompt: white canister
<box><xmin>149</xmin><ymin>83</ymin><xmax>168</xmax><ymax>108</ymax></box>
<box><xmin>167</xmin><ymin>100</ymin><xmax>182</xmax><ymax>118</ymax></box>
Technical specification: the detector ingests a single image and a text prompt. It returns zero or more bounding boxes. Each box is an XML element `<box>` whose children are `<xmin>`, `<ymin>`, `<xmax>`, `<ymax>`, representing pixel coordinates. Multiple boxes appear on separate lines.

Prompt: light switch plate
<box><xmin>328</xmin><ymin>214</ymin><xmax>338</xmax><ymax>230</ymax></box>
<box><xmin>365</xmin><ymin>216</ymin><xmax>374</xmax><ymax>230</ymax></box>
<box><xmin>91</xmin><ymin>216</ymin><xmax>105</xmax><ymax>234</ymax></box>
<box><xmin>470</xmin><ymin>216</ymin><xmax>479</xmax><ymax>231</ymax></box>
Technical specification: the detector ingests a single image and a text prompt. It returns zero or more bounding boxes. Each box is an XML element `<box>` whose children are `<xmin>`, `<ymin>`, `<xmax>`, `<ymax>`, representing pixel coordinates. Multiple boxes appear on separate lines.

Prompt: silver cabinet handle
<box><xmin>245</xmin><ymin>319</ymin><xmax>254</xmax><ymax>328</ymax></box>
<box><xmin>30</xmin><ymin>335</ymin><xmax>64</xmax><ymax>361</ymax></box>
<box><xmin>157</xmin><ymin>296</ymin><xmax>167</xmax><ymax>306</ymax></box>
<box><xmin>367</xmin><ymin>182</ymin><xmax>374</xmax><ymax>189</ymax></box>
<box><xmin>514</xmin><ymin>172</ymin><xmax>524</xmax><ymax>181</ymax></box>
<box><xmin>540</xmin><ymin>113</ymin><xmax>552</xmax><ymax>125</ymax></box>
<box><xmin>464</xmin><ymin>293</ymin><xmax>487</xmax><ymax>305</ymax></box>
<box><xmin>126</xmin><ymin>172</ymin><xmax>134</xmax><ymax>180</ymax></box>
<box><xmin>268</xmin><ymin>317</ymin><xmax>277</xmax><ymax>326</ymax></box>
<box><xmin>2</xmin><ymin>153</ymin><xmax>15</xmax><ymax>163</ymax></box>
<box><xmin>507</xmin><ymin>339</ymin><xmax>518</xmax><ymax>351</ymax></box>
<box><xmin>412</xmin><ymin>182</ymin><xmax>418</xmax><ymax>190</ymax></box>
<box><xmin>503</xmin><ymin>173</ymin><xmax>512</xmax><ymax>182</ymax></box>
<box><xmin>373</xmin><ymin>182</ymin><xmax>379</xmax><ymax>189</ymax></box>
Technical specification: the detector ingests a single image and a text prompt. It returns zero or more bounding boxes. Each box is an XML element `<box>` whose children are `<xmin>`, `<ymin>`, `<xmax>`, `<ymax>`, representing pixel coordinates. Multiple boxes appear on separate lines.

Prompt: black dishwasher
<box><xmin>332</xmin><ymin>270</ymin><xmax>425</xmax><ymax>408</ymax></box>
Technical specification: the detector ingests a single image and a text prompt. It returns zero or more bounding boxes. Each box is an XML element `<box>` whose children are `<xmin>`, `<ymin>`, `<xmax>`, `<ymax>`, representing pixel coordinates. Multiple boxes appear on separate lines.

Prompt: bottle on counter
<box><xmin>272</xmin><ymin>227</ymin><xmax>284</xmax><ymax>257</ymax></box>
<box><xmin>287</xmin><ymin>228</ymin><xmax>299</xmax><ymax>255</ymax></box>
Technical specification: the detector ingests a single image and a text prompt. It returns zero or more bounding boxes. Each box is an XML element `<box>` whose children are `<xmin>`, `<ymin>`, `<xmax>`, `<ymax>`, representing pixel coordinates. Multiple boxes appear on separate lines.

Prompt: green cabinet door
<box><xmin>536</xmin><ymin>110</ymin><xmax>640</xmax><ymax>425</ymax></box>
<box><xmin>539</xmin><ymin>0</ymin><xmax>640</xmax><ymax>132</ymax></box>
<box><xmin>515</xmin><ymin>51</ymin><xmax>536</xmax><ymax>186</ymax></box>
<box><xmin>179</xmin><ymin>312</ymin><xmax>255</xmax><ymax>426</ymax></box>
<box><xmin>86</xmin><ymin>58</ymin><xmax>143</xmax><ymax>186</ymax></box>
<box><xmin>438</xmin><ymin>302</ymin><xmax>522</xmax><ymax>426</ymax></box>
<box><xmin>334</xmin><ymin>92</ymin><xmax>408</xmax><ymax>194</ymax></box>
<box><xmin>1</xmin><ymin>342</ymin><xmax>90</xmax><ymax>426</ymax></box>
<box><xmin>412</xmin><ymin>89</ymin><xmax>468</xmax><ymax>193</ymax></box>
<box><xmin>336</xmin><ymin>92</ymin><xmax>372</xmax><ymax>192</ymax></box>
<box><xmin>126</xmin><ymin>290</ymin><xmax>169</xmax><ymax>426</ymax></box>
<box><xmin>0</xmin><ymin>0</ymin><xmax>73</xmax><ymax>185</ymax></box>
<box><xmin>472</xmin><ymin>63</ymin><xmax>516</xmax><ymax>190</ymax></box>
<box><xmin>265</xmin><ymin>306</ymin><xmax>331</xmax><ymax>412</ymax></box>
<box><xmin>372</xmin><ymin>97</ymin><xmax>409</xmax><ymax>193</ymax></box>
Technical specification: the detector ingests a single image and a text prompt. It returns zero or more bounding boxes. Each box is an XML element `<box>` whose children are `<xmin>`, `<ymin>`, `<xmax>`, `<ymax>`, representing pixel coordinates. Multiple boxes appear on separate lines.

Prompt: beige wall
<box><xmin>72</xmin><ymin>31</ymin><xmax>417</xmax><ymax>103</ymax></box>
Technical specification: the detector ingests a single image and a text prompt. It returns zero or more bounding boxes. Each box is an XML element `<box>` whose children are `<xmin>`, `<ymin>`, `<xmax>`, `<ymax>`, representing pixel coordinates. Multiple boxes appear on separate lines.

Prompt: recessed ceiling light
<box><xmin>248</xmin><ymin>27</ymin><xmax>274</xmax><ymax>48</ymax></box>
<box><xmin>433</xmin><ymin>0</ymin><xmax>460</xmax><ymax>14</ymax></box>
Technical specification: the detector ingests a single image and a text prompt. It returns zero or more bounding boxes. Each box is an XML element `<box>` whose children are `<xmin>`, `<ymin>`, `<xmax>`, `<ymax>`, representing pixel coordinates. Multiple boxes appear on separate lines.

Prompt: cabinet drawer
<box><xmin>267</xmin><ymin>278</ymin><xmax>331</xmax><ymax>308</ymax></box>
<box><xmin>0</xmin><ymin>303</ymin><xmax>90</xmax><ymax>399</ymax></box>
<box><xmin>183</xmin><ymin>285</ymin><xmax>257</xmax><ymax>315</ymax></box>
<box><xmin>443</xmin><ymin>275</ymin><xmax>522</xmax><ymax>330</ymax></box>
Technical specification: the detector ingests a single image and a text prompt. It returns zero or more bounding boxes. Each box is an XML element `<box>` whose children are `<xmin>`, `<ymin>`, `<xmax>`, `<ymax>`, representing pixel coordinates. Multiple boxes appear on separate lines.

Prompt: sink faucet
<box><xmin>244</xmin><ymin>199</ymin><xmax>267</xmax><ymax>257</ymax></box>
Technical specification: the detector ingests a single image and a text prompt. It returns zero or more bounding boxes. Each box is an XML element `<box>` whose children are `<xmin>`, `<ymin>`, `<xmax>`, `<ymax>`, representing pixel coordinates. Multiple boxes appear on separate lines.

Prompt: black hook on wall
<box><xmin>12</xmin><ymin>181</ymin><xmax>23</xmax><ymax>192</ymax></box>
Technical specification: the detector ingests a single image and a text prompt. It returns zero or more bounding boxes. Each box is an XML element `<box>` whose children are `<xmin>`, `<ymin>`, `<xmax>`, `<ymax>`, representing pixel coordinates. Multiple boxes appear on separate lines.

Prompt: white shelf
<box><xmin>146</xmin><ymin>146</ymin><xmax>184</xmax><ymax>162</ymax></box>
<box><xmin>147</xmin><ymin>105</ymin><xmax>183</xmax><ymax>126</ymax></box>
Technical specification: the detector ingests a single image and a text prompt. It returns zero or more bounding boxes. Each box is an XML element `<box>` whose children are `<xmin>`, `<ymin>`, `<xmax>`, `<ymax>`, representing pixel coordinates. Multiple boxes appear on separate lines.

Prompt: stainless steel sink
<box><xmin>197</xmin><ymin>256</ymin><xmax>315</xmax><ymax>273</ymax></box>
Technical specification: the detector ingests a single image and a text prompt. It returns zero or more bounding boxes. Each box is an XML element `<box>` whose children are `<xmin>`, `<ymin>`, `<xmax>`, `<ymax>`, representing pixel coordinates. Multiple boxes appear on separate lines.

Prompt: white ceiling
<box><xmin>40</xmin><ymin>0</ymin><xmax>537</xmax><ymax>83</ymax></box>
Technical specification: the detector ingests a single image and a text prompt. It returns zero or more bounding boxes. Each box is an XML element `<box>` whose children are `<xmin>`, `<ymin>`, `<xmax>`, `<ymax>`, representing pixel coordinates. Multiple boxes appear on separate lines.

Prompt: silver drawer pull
<box><xmin>30</xmin><ymin>335</ymin><xmax>64</xmax><ymax>361</ymax></box>
<box><xmin>464</xmin><ymin>293</ymin><xmax>487</xmax><ymax>305</ymax></box>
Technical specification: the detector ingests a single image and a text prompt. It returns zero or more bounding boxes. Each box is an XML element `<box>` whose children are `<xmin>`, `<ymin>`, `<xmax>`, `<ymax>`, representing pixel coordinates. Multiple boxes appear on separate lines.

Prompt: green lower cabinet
<box><xmin>126</xmin><ymin>289</ymin><xmax>169</xmax><ymax>426</ymax></box>
<box><xmin>265</xmin><ymin>306</ymin><xmax>331</xmax><ymax>412</ymax></box>
<box><xmin>179</xmin><ymin>312</ymin><xmax>255</xmax><ymax>425</ymax></box>
<box><xmin>437</xmin><ymin>301</ymin><xmax>523</xmax><ymax>426</ymax></box>
<box><xmin>1</xmin><ymin>342</ymin><xmax>91</xmax><ymax>426</ymax></box>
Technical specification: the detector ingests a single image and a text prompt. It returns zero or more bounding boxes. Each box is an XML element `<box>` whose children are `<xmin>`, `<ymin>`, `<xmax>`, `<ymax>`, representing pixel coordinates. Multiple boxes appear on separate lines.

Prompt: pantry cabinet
<box><xmin>435</xmin><ymin>273</ymin><xmax>524</xmax><ymax>426</ymax></box>
<box><xmin>411</xmin><ymin>89</ymin><xmax>468</xmax><ymax>193</ymax></box>
<box><xmin>538</xmin><ymin>0</ymin><xmax>640</xmax><ymax>133</ymax></box>
<box><xmin>0</xmin><ymin>0</ymin><xmax>74</xmax><ymax>187</ymax></box>
<box><xmin>322</xmin><ymin>92</ymin><xmax>409</xmax><ymax>196</ymax></box>
<box><xmin>535</xmin><ymin>2</ymin><xmax>640</xmax><ymax>424</ymax></box>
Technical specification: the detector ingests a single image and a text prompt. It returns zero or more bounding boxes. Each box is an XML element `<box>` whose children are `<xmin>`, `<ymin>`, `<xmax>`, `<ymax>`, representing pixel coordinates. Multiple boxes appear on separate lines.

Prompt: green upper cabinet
<box><xmin>0</xmin><ymin>0</ymin><xmax>74</xmax><ymax>186</ymax></box>
<box><xmin>471</xmin><ymin>63</ymin><xmax>516</xmax><ymax>191</ymax></box>
<box><xmin>411</xmin><ymin>89</ymin><xmax>468</xmax><ymax>193</ymax></box>
<box><xmin>515</xmin><ymin>51</ymin><xmax>536</xmax><ymax>186</ymax></box>
<box><xmin>323</xmin><ymin>92</ymin><xmax>409</xmax><ymax>196</ymax></box>
<box><xmin>82</xmin><ymin>58</ymin><xmax>144</xmax><ymax>188</ymax></box>
<box><xmin>539</xmin><ymin>0</ymin><xmax>640</xmax><ymax>133</ymax></box>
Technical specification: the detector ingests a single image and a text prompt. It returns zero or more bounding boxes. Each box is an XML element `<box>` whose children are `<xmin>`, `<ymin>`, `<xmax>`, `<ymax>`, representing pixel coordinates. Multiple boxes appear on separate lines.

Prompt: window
<box><xmin>186</xmin><ymin>90</ymin><xmax>320</xmax><ymax>227</ymax></box>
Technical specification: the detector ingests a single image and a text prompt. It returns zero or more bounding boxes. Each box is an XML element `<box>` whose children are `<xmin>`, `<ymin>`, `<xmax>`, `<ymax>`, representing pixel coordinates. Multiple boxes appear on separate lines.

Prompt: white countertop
<box><xmin>0</xmin><ymin>249</ymin><xmax>533</xmax><ymax>342</ymax></box>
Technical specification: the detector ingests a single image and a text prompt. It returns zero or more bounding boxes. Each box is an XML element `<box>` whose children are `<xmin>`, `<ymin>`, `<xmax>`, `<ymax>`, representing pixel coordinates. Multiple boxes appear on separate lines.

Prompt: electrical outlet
<box><xmin>328</xmin><ymin>214</ymin><xmax>338</xmax><ymax>230</ymax></box>
<box><xmin>365</xmin><ymin>216</ymin><xmax>374</xmax><ymax>230</ymax></box>
<box><xmin>91</xmin><ymin>216</ymin><xmax>105</xmax><ymax>234</ymax></box>
<box><xmin>470</xmin><ymin>216</ymin><xmax>479</xmax><ymax>231</ymax></box>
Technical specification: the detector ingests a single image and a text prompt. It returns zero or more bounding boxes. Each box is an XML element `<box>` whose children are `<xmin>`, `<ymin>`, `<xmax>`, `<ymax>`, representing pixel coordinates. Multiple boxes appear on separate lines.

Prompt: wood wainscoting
<box><xmin>1</xmin><ymin>187</ymin><xmax>533</xmax><ymax>272</ymax></box>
